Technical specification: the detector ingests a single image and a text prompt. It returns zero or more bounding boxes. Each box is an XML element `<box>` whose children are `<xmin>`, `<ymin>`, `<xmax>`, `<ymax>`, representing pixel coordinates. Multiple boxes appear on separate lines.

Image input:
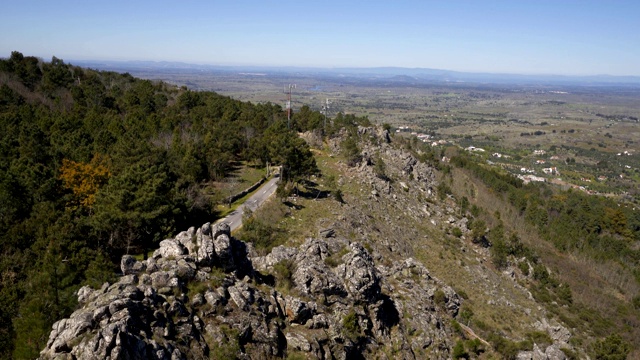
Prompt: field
<box><xmin>125</xmin><ymin>67</ymin><xmax>640</xmax><ymax>203</ymax></box>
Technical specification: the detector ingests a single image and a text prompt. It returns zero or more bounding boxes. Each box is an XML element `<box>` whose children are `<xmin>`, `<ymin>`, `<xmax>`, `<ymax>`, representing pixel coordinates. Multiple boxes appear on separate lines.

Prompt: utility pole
<box><xmin>322</xmin><ymin>98</ymin><xmax>331</xmax><ymax>132</ymax></box>
<box><xmin>284</xmin><ymin>84</ymin><xmax>296</xmax><ymax>129</ymax></box>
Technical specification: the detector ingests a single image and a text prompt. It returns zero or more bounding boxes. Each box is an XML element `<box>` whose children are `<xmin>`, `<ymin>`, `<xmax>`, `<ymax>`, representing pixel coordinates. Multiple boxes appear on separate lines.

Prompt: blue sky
<box><xmin>2</xmin><ymin>0</ymin><xmax>639</xmax><ymax>76</ymax></box>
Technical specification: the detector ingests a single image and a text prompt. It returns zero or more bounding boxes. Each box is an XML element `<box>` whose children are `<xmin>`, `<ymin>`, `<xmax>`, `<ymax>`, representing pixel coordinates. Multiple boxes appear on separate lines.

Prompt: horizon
<box><xmin>2</xmin><ymin>1</ymin><xmax>639</xmax><ymax>77</ymax></box>
<box><xmin>65</xmin><ymin>58</ymin><xmax>640</xmax><ymax>79</ymax></box>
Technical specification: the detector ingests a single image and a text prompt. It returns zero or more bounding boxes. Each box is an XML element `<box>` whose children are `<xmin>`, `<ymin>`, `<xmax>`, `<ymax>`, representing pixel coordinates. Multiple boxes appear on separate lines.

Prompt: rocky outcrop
<box><xmin>41</xmin><ymin>220</ymin><xmax>462</xmax><ymax>359</ymax></box>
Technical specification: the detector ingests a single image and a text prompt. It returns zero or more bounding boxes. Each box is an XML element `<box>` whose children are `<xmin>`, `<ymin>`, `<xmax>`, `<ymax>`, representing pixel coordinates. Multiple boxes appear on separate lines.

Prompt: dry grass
<box><xmin>447</xmin><ymin>166</ymin><xmax>640</xmax><ymax>350</ymax></box>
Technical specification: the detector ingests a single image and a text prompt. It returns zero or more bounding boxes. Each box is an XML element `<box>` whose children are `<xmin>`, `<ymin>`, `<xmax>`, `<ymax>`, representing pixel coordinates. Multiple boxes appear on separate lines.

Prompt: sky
<box><xmin>1</xmin><ymin>0</ymin><xmax>639</xmax><ymax>76</ymax></box>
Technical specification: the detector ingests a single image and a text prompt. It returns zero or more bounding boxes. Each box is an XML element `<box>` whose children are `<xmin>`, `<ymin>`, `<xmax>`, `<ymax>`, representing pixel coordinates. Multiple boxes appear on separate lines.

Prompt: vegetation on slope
<box><xmin>0</xmin><ymin>51</ymin><xmax>322</xmax><ymax>358</ymax></box>
<box><xmin>446</xmin><ymin>149</ymin><xmax>639</xmax><ymax>358</ymax></box>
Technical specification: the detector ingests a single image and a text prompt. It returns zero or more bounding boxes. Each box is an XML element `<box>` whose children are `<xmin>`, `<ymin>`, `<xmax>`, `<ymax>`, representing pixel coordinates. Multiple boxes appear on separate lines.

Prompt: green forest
<box><xmin>0</xmin><ymin>52</ymin><xmax>332</xmax><ymax>358</ymax></box>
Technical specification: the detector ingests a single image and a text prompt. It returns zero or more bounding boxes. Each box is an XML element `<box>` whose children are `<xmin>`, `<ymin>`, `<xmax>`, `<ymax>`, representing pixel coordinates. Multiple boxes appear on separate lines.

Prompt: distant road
<box><xmin>216</xmin><ymin>176</ymin><xmax>279</xmax><ymax>232</ymax></box>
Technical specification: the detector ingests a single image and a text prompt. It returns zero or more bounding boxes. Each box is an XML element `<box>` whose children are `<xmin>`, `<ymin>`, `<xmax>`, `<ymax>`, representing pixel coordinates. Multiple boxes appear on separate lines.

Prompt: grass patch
<box><xmin>324</xmin><ymin>246</ymin><xmax>349</xmax><ymax>268</ymax></box>
<box><xmin>273</xmin><ymin>259</ymin><xmax>296</xmax><ymax>292</ymax></box>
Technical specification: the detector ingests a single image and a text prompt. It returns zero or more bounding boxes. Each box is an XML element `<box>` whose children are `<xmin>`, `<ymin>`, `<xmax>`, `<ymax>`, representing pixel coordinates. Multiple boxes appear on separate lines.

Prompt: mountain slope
<box><xmin>40</xmin><ymin>127</ymin><xmax>585</xmax><ymax>359</ymax></box>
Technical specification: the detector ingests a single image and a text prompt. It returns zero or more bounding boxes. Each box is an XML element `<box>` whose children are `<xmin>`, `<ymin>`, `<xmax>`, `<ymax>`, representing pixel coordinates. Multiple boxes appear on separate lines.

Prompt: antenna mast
<box><xmin>322</xmin><ymin>98</ymin><xmax>331</xmax><ymax>132</ymax></box>
<box><xmin>284</xmin><ymin>84</ymin><xmax>296</xmax><ymax>129</ymax></box>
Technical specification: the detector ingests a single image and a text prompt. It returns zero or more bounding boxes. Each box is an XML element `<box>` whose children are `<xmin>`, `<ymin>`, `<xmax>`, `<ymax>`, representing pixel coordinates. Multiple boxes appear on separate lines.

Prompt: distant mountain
<box><xmin>70</xmin><ymin>59</ymin><xmax>640</xmax><ymax>86</ymax></box>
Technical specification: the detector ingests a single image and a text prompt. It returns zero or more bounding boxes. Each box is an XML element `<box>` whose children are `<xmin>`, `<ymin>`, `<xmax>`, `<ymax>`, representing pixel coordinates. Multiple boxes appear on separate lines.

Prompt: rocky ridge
<box><xmin>40</xmin><ymin>126</ymin><xmax>574</xmax><ymax>359</ymax></box>
<box><xmin>40</xmin><ymin>220</ymin><xmax>462</xmax><ymax>359</ymax></box>
<box><xmin>324</xmin><ymin>126</ymin><xmax>574</xmax><ymax>359</ymax></box>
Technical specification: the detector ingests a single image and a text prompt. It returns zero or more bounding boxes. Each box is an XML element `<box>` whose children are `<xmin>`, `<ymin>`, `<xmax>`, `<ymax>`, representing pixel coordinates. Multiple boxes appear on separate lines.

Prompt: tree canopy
<box><xmin>0</xmin><ymin>52</ymin><xmax>325</xmax><ymax>358</ymax></box>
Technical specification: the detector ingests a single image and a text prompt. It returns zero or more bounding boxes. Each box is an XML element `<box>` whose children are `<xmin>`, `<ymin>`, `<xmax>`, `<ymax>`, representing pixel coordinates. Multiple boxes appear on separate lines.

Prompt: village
<box><xmin>396</xmin><ymin>126</ymin><xmax>636</xmax><ymax>197</ymax></box>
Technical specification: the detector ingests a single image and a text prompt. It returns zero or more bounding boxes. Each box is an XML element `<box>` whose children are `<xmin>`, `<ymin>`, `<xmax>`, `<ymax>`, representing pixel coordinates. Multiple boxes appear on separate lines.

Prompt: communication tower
<box><xmin>321</xmin><ymin>98</ymin><xmax>331</xmax><ymax>131</ymax></box>
<box><xmin>284</xmin><ymin>84</ymin><xmax>296</xmax><ymax>129</ymax></box>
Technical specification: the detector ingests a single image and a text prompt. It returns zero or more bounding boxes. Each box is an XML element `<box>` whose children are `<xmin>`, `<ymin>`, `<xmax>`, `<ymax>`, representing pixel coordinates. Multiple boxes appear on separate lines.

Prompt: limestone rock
<box><xmin>336</xmin><ymin>242</ymin><xmax>380</xmax><ymax>302</ymax></box>
<box><xmin>292</xmin><ymin>239</ymin><xmax>347</xmax><ymax>297</ymax></box>
<box><xmin>214</xmin><ymin>233</ymin><xmax>234</xmax><ymax>270</ymax></box>
<box><xmin>175</xmin><ymin>226</ymin><xmax>197</xmax><ymax>255</ymax></box>
<box><xmin>318</xmin><ymin>227</ymin><xmax>336</xmax><ymax>238</ymax></box>
<box><xmin>154</xmin><ymin>239</ymin><xmax>185</xmax><ymax>258</ymax></box>
<box><xmin>120</xmin><ymin>255</ymin><xmax>146</xmax><ymax>275</ymax></box>
<box><xmin>286</xmin><ymin>332</ymin><xmax>311</xmax><ymax>352</ymax></box>
<box><xmin>196</xmin><ymin>227</ymin><xmax>215</xmax><ymax>266</ymax></box>
<box><xmin>283</xmin><ymin>295</ymin><xmax>315</xmax><ymax>324</ymax></box>
<box><xmin>545</xmin><ymin>344</ymin><xmax>567</xmax><ymax>360</ymax></box>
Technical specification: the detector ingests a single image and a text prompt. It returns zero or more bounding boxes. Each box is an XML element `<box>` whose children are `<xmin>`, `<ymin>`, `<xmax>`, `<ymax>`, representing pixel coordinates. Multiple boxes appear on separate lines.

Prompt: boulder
<box><xmin>213</xmin><ymin>222</ymin><xmax>231</xmax><ymax>239</ymax></box>
<box><xmin>336</xmin><ymin>243</ymin><xmax>380</xmax><ymax>302</ymax></box>
<box><xmin>175</xmin><ymin>226</ymin><xmax>197</xmax><ymax>255</ymax></box>
<box><xmin>283</xmin><ymin>295</ymin><xmax>314</xmax><ymax>324</ymax></box>
<box><xmin>120</xmin><ymin>255</ymin><xmax>146</xmax><ymax>275</ymax></box>
<box><xmin>154</xmin><ymin>239</ymin><xmax>185</xmax><ymax>259</ymax></box>
<box><xmin>76</xmin><ymin>285</ymin><xmax>95</xmax><ymax>304</ymax></box>
<box><xmin>228</xmin><ymin>282</ymin><xmax>254</xmax><ymax>310</ymax></box>
<box><xmin>545</xmin><ymin>344</ymin><xmax>567</xmax><ymax>360</ymax></box>
<box><xmin>252</xmin><ymin>245</ymin><xmax>297</xmax><ymax>271</ymax></box>
<box><xmin>214</xmin><ymin>233</ymin><xmax>235</xmax><ymax>271</ymax></box>
<box><xmin>286</xmin><ymin>332</ymin><xmax>311</xmax><ymax>352</ymax></box>
<box><xmin>196</xmin><ymin>229</ymin><xmax>215</xmax><ymax>266</ymax></box>
<box><xmin>319</xmin><ymin>228</ymin><xmax>336</xmax><ymax>238</ymax></box>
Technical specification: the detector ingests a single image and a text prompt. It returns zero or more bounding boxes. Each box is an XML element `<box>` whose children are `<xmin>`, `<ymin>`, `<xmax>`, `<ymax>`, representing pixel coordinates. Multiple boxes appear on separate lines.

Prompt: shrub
<box><xmin>342</xmin><ymin>310</ymin><xmax>361</xmax><ymax>340</ymax></box>
<box><xmin>333</xmin><ymin>189</ymin><xmax>344</xmax><ymax>203</ymax></box>
<box><xmin>487</xmin><ymin>333</ymin><xmax>529</xmax><ymax>360</ymax></box>
<box><xmin>452</xmin><ymin>340</ymin><xmax>469</xmax><ymax>359</ymax></box>
<box><xmin>466</xmin><ymin>338</ymin><xmax>485</xmax><ymax>356</ymax></box>
<box><xmin>560</xmin><ymin>347</ymin><xmax>579</xmax><ymax>360</ymax></box>
<box><xmin>273</xmin><ymin>259</ymin><xmax>296</xmax><ymax>291</ymax></box>
<box><xmin>286</xmin><ymin>352</ymin><xmax>307</xmax><ymax>360</ymax></box>
<box><xmin>437</xmin><ymin>181</ymin><xmax>452</xmax><ymax>200</ymax></box>
<box><xmin>591</xmin><ymin>334</ymin><xmax>630</xmax><ymax>360</ymax></box>
<box><xmin>458</xmin><ymin>305</ymin><xmax>474</xmax><ymax>325</ymax></box>
<box><xmin>517</xmin><ymin>261</ymin><xmax>530</xmax><ymax>276</ymax></box>
<box><xmin>452</xmin><ymin>227</ymin><xmax>463</xmax><ymax>238</ymax></box>
<box><xmin>451</xmin><ymin>320</ymin><xmax>465</xmax><ymax>337</ymax></box>
<box><xmin>209</xmin><ymin>325</ymin><xmax>240</xmax><ymax>360</ymax></box>
<box><xmin>526</xmin><ymin>331</ymin><xmax>552</xmax><ymax>349</ymax></box>
<box><xmin>434</xmin><ymin>289</ymin><xmax>447</xmax><ymax>308</ymax></box>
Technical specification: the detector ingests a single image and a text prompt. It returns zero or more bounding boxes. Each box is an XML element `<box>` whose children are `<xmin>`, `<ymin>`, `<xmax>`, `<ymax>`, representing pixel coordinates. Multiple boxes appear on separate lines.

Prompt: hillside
<box><xmin>0</xmin><ymin>51</ymin><xmax>319</xmax><ymax>359</ymax></box>
<box><xmin>1</xmin><ymin>52</ymin><xmax>638</xmax><ymax>359</ymax></box>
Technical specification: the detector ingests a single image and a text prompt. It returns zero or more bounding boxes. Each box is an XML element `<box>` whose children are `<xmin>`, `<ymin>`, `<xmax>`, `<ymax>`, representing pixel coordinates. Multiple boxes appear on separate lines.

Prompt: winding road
<box><xmin>215</xmin><ymin>176</ymin><xmax>279</xmax><ymax>232</ymax></box>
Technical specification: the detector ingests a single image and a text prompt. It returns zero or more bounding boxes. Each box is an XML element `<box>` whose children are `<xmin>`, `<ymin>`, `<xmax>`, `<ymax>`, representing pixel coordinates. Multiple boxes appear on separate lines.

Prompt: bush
<box><xmin>466</xmin><ymin>338</ymin><xmax>485</xmax><ymax>356</ymax></box>
<box><xmin>591</xmin><ymin>334</ymin><xmax>630</xmax><ymax>360</ymax></box>
<box><xmin>517</xmin><ymin>261</ymin><xmax>530</xmax><ymax>276</ymax></box>
<box><xmin>286</xmin><ymin>352</ymin><xmax>307</xmax><ymax>360</ymax></box>
<box><xmin>273</xmin><ymin>259</ymin><xmax>296</xmax><ymax>291</ymax></box>
<box><xmin>560</xmin><ymin>347</ymin><xmax>579</xmax><ymax>360</ymax></box>
<box><xmin>452</xmin><ymin>227</ymin><xmax>463</xmax><ymax>238</ymax></box>
<box><xmin>434</xmin><ymin>289</ymin><xmax>447</xmax><ymax>308</ymax></box>
<box><xmin>209</xmin><ymin>325</ymin><xmax>240</xmax><ymax>360</ymax></box>
<box><xmin>341</xmin><ymin>135</ymin><xmax>361</xmax><ymax>166</ymax></box>
<box><xmin>333</xmin><ymin>189</ymin><xmax>344</xmax><ymax>203</ymax></box>
<box><xmin>526</xmin><ymin>331</ymin><xmax>552</xmax><ymax>349</ymax></box>
<box><xmin>452</xmin><ymin>340</ymin><xmax>469</xmax><ymax>359</ymax></box>
<box><xmin>437</xmin><ymin>181</ymin><xmax>452</xmax><ymax>200</ymax></box>
<box><xmin>458</xmin><ymin>305</ymin><xmax>474</xmax><ymax>325</ymax></box>
<box><xmin>487</xmin><ymin>333</ymin><xmax>522</xmax><ymax>360</ymax></box>
<box><xmin>342</xmin><ymin>310</ymin><xmax>361</xmax><ymax>340</ymax></box>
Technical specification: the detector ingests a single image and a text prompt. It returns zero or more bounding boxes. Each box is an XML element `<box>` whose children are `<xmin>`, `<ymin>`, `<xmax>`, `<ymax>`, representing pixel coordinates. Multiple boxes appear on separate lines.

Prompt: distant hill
<box><xmin>71</xmin><ymin>59</ymin><xmax>640</xmax><ymax>86</ymax></box>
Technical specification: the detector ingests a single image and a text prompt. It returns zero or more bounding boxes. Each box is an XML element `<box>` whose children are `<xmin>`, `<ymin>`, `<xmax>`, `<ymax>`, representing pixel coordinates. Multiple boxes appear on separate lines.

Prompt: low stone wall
<box><xmin>224</xmin><ymin>177</ymin><xmax>266</xmax><ymax>204</ymax></box>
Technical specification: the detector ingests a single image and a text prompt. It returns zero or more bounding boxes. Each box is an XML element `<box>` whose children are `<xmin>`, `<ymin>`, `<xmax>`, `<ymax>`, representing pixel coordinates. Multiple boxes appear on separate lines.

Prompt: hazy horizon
<box><xmin>2</xmin><ymin>1</ymin><xmax>639</xmax><ymax>77</ymax></box>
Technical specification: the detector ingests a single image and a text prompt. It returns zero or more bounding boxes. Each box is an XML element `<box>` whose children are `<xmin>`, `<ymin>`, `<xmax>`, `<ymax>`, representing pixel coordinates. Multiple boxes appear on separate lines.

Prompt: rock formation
<box><xmin>41</xmin><ymin>126</ymin><xmax>576</xmax><ymax>359</ymax></box>
<box><xmin>40</xmin><ymin>221</ymin><xmax>463</xmax><ymax>359</ymax></box>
